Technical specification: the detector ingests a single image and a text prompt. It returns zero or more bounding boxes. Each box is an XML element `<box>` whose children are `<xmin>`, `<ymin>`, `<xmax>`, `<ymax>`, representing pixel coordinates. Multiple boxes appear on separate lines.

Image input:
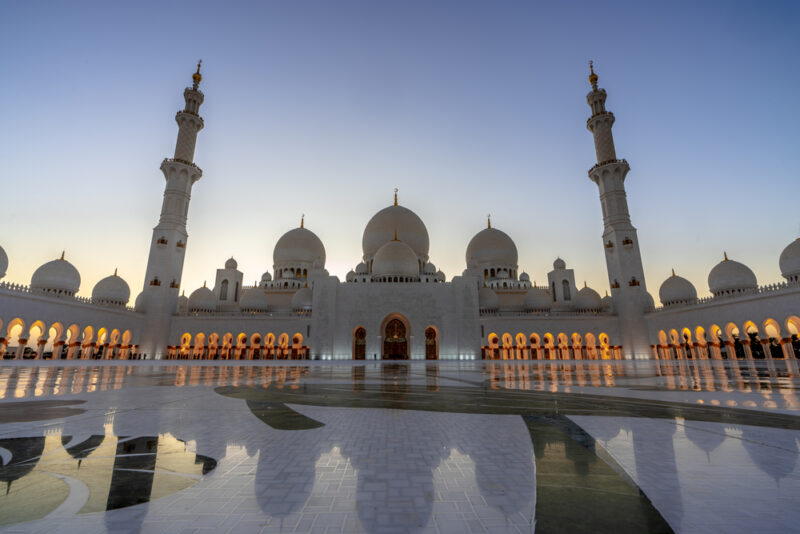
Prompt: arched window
<box><xmin>562</xmin><ymin>280</ymin><xmax>571</xmax><ymax>301</ymax></box>
<box><xmin>220</xmin><ymin>279</ymin><xmax>229</xmax><ymax>300</ymax></box>
<box><xmin>234</xmin><ymin>282</ymin><xmax>240</xmax><ymax>301</ymax></box>
<box><xmin>551</xmin><ymin>282</ymin><xmax>556</xmax><ymax>301</ymax></box>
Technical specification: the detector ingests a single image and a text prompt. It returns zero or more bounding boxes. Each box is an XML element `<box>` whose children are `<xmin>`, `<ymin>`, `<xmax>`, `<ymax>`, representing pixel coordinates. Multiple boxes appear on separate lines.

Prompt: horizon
<box><xmin>1</xmin><ymin>1</ymin><xmax>798</xmax><ymax>300</ymax></box>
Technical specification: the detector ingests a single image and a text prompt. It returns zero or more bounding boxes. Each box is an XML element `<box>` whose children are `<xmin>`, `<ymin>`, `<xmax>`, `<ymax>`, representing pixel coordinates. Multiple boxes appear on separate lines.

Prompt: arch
<box><xmin>207</xmin><ymin>332</ymin><xmax>220</xmax><ymax>360</ymax></box>
<box><xmin>598</xmin><ymin>333</ymin><xmax>611</xmax><ymax>360</ymax></box>
<box><xmin>557</xmin><ymin>333</ymin><xmax>569</xmax><ymax>360</ymax></box>
<box><xmin>585</xmin><ymin>332</ymin><xmax>598</xmax><ymax>360</ymax></box>
<box><xmin>353</xmin><ymin>326</ymin><xmax>367</xmax><ymax>360</ymax></box>
<box><xmin>695</xmin><ymin>326</ymin><xmax>707</xmax><ymax>345</ymax></box>
<box><xmin>724</xmin><ymin>322</ymin><xmax>740</xmax><ymax>342</ymax></box>
<box><xmin>381</xmin><ymin>313</ymin><xmax>410</xmax><ymax>360</ymax></box>
<box><xmin>784</xmin><ymin>316</ymin><xmax>800</xmax><ymax>336</ymax></box>
<box><xmin>763</xmin><ymin>318</ymin><xmax>781</xmax><ymax>339</ymax></box>
<box><xmin>221</xmin><ymin>333</ymin><xmax>234</xmax><ymax>360</ymax></box>
<box><xmin>235</xmin><ymin>332</ymin><xmax>248</xmax><ymax>360</ymax></box>
<box><xmin>562</xmin><ymin>280</ymin><xmax>571</xmax><ymax>301</ymax></box>
<box><xmin>425</xmin><ymin>326</ymin><xmax>439</xmax><ymax>360</ymax></box>
<box><xmin>220</xmin><ymin>279</ymin><xmax>229</xmax><ymax>300</ymax></box>
<box><xmin>543</xmin><ymin>333</ymin><xmax>555</xmax><ymax>360</ymax></box>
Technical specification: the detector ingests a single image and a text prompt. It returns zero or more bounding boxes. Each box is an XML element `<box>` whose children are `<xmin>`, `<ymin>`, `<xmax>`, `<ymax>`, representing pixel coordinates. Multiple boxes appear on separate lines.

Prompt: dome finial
<box><xmin>487</xmin><ymin>214</ymin><xmax>491</xmax><ymax>229</ymax></box>
<box><xmin>114</xmin><ymin>267</ymin><xmax>118</xmax><ymax>276</ymax></box>
<box><xmin>203</xmin><ymin>280</ymin><xmax>207</xmax><ymax>288</ymax></box>
<box><xmin>301</xmin><ymin>213</ymin><xmax>304</xmax><ymax>229</ymax></box>
<box><xmin>584</xmin><ymin>280</ymin><xmax>587</xmax><ymax>288</ymax></box>
<box><xmin>393</xmin><ymin>188</ymin><xmax>398</xmax><ymax>206</ymax></box>
<box><xmin>671</xmin><ymin>268</ymin><xmax>676</xmax><ymax>277</ymax></box>
<box><xmin>60</xmin><ymin>250</ymin><xmax>65</xmax><ymax>260</ymax></box>
<box><xmin>724</xmin><ymin>251</ymin><xmax>729</xmax><ymax>261</ymax></box>
<box><xmin>393</xmin><ymin>228</ymin><xmax>398</xmax><ymax>241</ymax></box>
<box><xmin>192</xmin><ymin>59</ymin><xmax>202</xmax><ymax>89</ymax></box>
<box><xmin>588</xmin><ymin>60</ymin><xmax>598</xmax><ymax>90</ymax></box>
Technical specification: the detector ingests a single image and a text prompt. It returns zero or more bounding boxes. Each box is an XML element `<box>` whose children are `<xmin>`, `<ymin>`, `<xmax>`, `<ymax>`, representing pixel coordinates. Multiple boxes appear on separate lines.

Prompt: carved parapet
<box><xmin>588</xmin><ymin>158</ymin><xmax>629</xmax><ymax>183</ymax></box>
<box><xmin>161</xmin><ymin>158</ymin><xmax>203</xmax><ymax>183</ymax></box>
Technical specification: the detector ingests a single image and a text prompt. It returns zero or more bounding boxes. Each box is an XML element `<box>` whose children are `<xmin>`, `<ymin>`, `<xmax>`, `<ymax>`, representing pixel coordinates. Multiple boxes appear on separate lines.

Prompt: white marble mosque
<box><xmin>1</xmin><ymin>62</ymin><xmax>799</xmax><ymax>364</ymax></box>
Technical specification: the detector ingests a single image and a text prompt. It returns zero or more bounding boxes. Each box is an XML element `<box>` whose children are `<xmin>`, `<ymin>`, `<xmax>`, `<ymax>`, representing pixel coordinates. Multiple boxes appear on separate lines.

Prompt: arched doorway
<box><xmin>382</xmin><ymin>316</ymin><xmax>409</xmax><ymax>360</ymax></box>
<box><xmin>353</xmin><ymin>327</ymin><xmax>366</xmax><ymax>360</ymax></box>
<box><xmin>425</xmin><ymin>327</ymin><xmax>438</xmax><ymax>360</ymax></box>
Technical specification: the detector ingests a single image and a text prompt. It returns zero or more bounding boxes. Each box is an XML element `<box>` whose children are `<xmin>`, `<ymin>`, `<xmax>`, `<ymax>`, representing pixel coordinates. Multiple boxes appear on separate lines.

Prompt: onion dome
<box><xmin>708</xmin><ymin>253</ymin><xmax>757</xmax><ymax>296</ymax></box>
<box><xmin>478</xmin><ymin>286</ymin><xmax>499</xmax><ymax>311</ymax></box>
<box><xmin>260</xmin><ymin>271</ymin><xmax>272</xmax><ymax>283</ymax></box>
<box><xmin>31</xmin><ymin>252</ymin><xmax>81</xmax><ymax>296</ymax></box>
<box><xmin>659</xmin><ymin>270</ymin><xmax>697</xmax><ymax>306</ymax></box>
<box><xmin>519</xmin><ymin>272</ymin><xmax>530</xmax><ymax>282</ymax></box>
<box><xmin>423</xmin><ymin>262</ymin><xmax>436</xmax><ymax>275</ymax></box>
<box><xmin>355</xmin><ymin>262</ymin><xmax>368</xmax><ymax>274</ymax></box>
<box><xmin>372</xmin><ymin>239</ymin><xmax>420</xmax><ymax>278</ymax></box>
<box><xmin>224</xmin><ymin>257</ymin><xmax>238</xmax><ymax>270</ymax></box>
<box><xmin>134</xmin><ymin>292</ymin><xmax>146</xmax><ymax>312</ymax></box>
<box><xmin>524</xmin><ymin>287</ymin><xmax>551</xmax><ymax>312</ymax></box>
<box><xmin>553</xmin><ymin>257</ymin><xmax>566</xmax><ymax>270</ymax></box>
<box><xmin>273</xmin><ymin>226</ymin><xmax>326</xmax><ymax>267</ymax></box>
<box><xmin>779</xmin><ymin>238</ymin><xmax>800</xmax><ymax>281</ymax></box>
<box><xmin>177</xmin><ymin>292</ymin><xmax>189</xmax><ymax>313</ymax></box>
<box><xmin>575</xmin><ymin>285</ymin><xmax>602</xmax><ymax>312</ymax></box>
<box><xmin>91</xmin><ymin>270</ymin><xmax>130</xmax><ymax>306</ymax></box>
<box><xmin>436</xmin><ymin>270</ymin><xmax>446</xmax><ymax>282</ymax></box>
<box><xmin>240</xmin><ymin>288</ymin><xmax>270</xmax><ymax>312</ymax></box>
<box><xmin>188</xmin><ymin>283</ymin><xmax>216</xmax><ymax>312</ymax></box>
<box><xmin>465</xmin><ymin>226</ymin><xmax>518</xmax><ymax>269</ymax></box>
<box><xmin>291</xmin><ymin>287</ymin><xmax>313</xmax><ymax>310</ymax></box>
<box><xmin>362</xmin><ymin>202</ymin><xmax>429</xmax><ymax>262</ymax></box>
<box><xmin>0</xmin><ymin>244</ymin><xmax>7</xmax><ymax>279</ymax></box>
<box><xmin>601</xmin><ymin>292</ymin><xmax>613</xmax><ymax>311</ymax></box>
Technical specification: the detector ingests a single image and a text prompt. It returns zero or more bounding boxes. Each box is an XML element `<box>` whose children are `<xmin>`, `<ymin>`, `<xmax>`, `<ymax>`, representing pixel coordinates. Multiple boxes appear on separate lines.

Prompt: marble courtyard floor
<box><xmin>0</xmin><ymin>359</ymin><xmax>799</xmax><ymax>533</ymax></box>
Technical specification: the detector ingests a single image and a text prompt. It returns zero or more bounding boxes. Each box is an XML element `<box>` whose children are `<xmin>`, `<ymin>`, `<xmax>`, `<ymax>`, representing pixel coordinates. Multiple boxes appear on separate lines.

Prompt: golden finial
<box><xmin>393</xmin><ymin>188</ymin><xmax>398</xmax><ymax>206</ymax></box>
<box><xmin>605</xmin><ymin>290</ymin><xmax>609</xmax><ymax>297</ymax></box>
<box><xmin>487</xmin><ymin>214</ymin><xmax>491</xmax><ymax>229</ymax></box>
<box><xmin>723</xmin><ymin>251</ymin><xmax>729</xmax><ymax>261</ymax></box>
<box><xmin>671</xmin><ymin>268</ymin><xmax>676</xmax><ymax>277</ymax></box>
<box><xmin>588</xmin><ymin>60</ymin><xmax>598</xmax><ymax>89</ymax></box>
<box><xmin>60</xmin><ymin>250</ymin><xmax>65</xmax><ymax>260</ymax></box>
<box><xmin>584</xmin><ymin>281</ymin><xmax>587</xmax><ymax>288</ymax></box>
<box><xmin>182</xmin><ymin>290</ymin><xmax>185</xmax><ymax>297</ymax></box>
<box><xmin>192</xmin><ymin>59</ymin><xmax>203</xmax><ymax>88</ymax></box>
<box><xmin>203</xmin><ymin>280</ymin><xmax>207</xmax><ymax>288</ymax></box>
<box><xmin>114</xmin><ymin>268</ymin><xmax>118</xmax><ymax>276</ymax></box>
<box><xmin>393</xmin><ymin>228</ymin><xmax>398</xmax><ymax>241</ymax></box>
<box><xmin>301</xmin><ymin>214</ymin><xmax>304</xmax><ymax>229</ymax></box>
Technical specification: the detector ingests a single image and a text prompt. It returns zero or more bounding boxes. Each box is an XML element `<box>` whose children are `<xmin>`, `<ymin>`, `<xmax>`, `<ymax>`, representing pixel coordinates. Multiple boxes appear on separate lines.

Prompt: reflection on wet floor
<box><xmin>0</xmin><ymin>430</ymin><xmax>216</xmax><ymax>525</ymax></box>
<box><xmin>1</xmin><ymin>359</ymin><xmax>798</xmax><ymax>411</ymax></box>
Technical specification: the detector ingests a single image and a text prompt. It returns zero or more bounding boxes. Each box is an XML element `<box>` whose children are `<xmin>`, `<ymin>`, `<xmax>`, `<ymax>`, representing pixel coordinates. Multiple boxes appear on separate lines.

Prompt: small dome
<box><xmin>355</xmin><ymin>262</ymin><xmax>368</xmax><ymax>274</ymax></box>
<box><xmin>274</xmin><ymin>227</ymin><xmax>326</xmax><ymax>267</ymax></box>
<box><xmin>659</xmin><ymin>272</ymin><xmax>697</xmax><ymax>306</ymax></box>
<box><xmin>423</xmin><ymin>262</ymin><xmax>436</xmax><ymax>274</ymax></box>
<box><xmin>524</xmin><ymin>287</ymin><xmax>551</xmax><ymax>311</ymax></box>
<box><xmin>436</xmin><ymin>270</ymin><xmax>446</xmax><ymax>282</ymax></box>
<box><xmin>553</xmin><ymin>258</ymin><xmax>566</xmax><ymax>270</ymax></box>
<box><xmin>519</xmin><ymin>272</ymin><xmax>530</xmax><ymax>282</ymax></box>
<box><xmin>708</xmin><ymin>254</ymin><xmax>757</xmax><ymax>296</ymax></box>
<box><xmin>177</xmin><ymin>293</ymin><xmax>189</xmax><ymax>313</ymax></box>
<box><xmin>291</xmin><ymin>287</ymin><xmax>313</xmax><ymax>310</ymax></box>
<box><xmin>134</xmin><ymin>292</ymin><xmax>146</xmax><ymax>312</ymax></box>
<box><xmin>260</xmin><ymin>271</ymin><xmax>272</xmax><ymax>282</ymax></box>
<box><xmin>240</xmin><ymin>288</ymin><xmax>269</xmax><ymax>312</ymax></box>
<box><xmin>466</xmin><ymin>227</ymin><xmax>518</xmax><ymax>269</ymax></box>
<box><xmin>188</xmin><ymin>285</ymin><xmax>216</xmax><ymax>312</ymax></box>
<box><xmin>575</xmin><ymin>286</ymin><xmax>602</xmax><ymax>311</ymax></box>
<box><xmin>372</xmin><ymin>240</ymin><xmax>420</xmax><ymax>278</ymax></box>
<box><xmin>779</xmin><ymin>238</ymin><xmax>800</xmax><ymax>280</ymax></box>
<box><xmin>601</xmin><ymin>294</ymin><xmax>613</xmax><ymax>311</ymax></box>
<box><xmin>31</xmin><ymin>254</ymin><xmax>81</xmax><ymax>296</ymax></box>
<box><xmin>92</xmin><ymin>271</ymin><xmax>130</xmax><ymax>306</ymax></box>
<box><xmin>225</xmin><ymin>257</ymin><xmax>238</xmax><ymax>270</ymax></box>
<box><xmin>478</xmin><ymin>287</ymin><xmax>499</xmax><ymax>310</ymax></box>
<box><xmin>363</xmin><ymin>204</ymin><xmax>429</xmax><ymax>262</ymax></box>
<box><xmin>0</xmin><ymin>244</ymin><xmax>7</xmax><ymax>279</ymax></box>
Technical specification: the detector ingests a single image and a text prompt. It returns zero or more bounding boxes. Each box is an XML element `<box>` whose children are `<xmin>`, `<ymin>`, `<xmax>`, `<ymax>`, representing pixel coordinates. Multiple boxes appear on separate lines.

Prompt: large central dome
<box><xmin>273</xmin><ymin>227</ymin><xmax>326</xmax><ymax>267</ymax></box>
<box><xmin>362</xmin><ymin>204</ymin><xmax>429</xmax><ymax>262</ymax></box>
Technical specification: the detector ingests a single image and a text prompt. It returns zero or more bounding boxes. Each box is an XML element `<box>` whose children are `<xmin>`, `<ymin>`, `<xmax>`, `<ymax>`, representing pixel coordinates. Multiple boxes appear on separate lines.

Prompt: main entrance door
<box><xmin>383</xmin><ymin>318</ymin><xmax>408</xmax><ymax>360</ymax></box>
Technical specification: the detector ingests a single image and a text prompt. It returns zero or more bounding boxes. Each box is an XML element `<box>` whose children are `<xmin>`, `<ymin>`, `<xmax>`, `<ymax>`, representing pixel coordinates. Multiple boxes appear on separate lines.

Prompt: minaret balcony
<box><xmin>588</xmin><ymin>158</ymin><xmax>628</xmax><ymax>174</ymax></box>
<box><xmin>161</xmin><ymin>158</ymin><xmax>203</xmax><ymax>182</ymax></box>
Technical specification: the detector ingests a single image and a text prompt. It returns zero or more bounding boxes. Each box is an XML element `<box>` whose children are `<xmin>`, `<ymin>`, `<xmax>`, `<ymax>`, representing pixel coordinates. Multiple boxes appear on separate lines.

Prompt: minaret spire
<box><xmin>393</xmin><ymin>188</ymin><xmax>398</xmax><ymax>206</ymax></box>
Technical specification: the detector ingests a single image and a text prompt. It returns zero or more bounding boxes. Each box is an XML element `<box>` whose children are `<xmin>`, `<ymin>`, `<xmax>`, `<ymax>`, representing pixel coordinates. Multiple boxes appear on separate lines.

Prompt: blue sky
<box><xmin>1</xmin><ymin>1</ymin><xmax>798</xmax><ymax>299</ymax></box>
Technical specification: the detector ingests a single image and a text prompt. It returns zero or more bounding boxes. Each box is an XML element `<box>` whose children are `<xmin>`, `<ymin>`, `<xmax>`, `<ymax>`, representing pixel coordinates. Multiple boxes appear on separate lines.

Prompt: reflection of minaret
<box><xmin>139</xmin><ymin>61</ymin><xmax>206</xmax><ymax>358</ymax></box>
<box><xmin>0</xmin><ymin>437</ymin><xmax>45</xmax><ymax>495</ymax></box>
<box><xmin>106</xmin><ymin>437</ymin><xmax>159</xmax><ymax>510</ymax></box>
<box><xmin>585</xmin><ymin>62</ymin><xmax>651</xmax><ymax>359</ymax></box>
<box><xmin>630</xmin><ymin>419</ymin><xmax>683</xmax><ymax>529</ymax></box>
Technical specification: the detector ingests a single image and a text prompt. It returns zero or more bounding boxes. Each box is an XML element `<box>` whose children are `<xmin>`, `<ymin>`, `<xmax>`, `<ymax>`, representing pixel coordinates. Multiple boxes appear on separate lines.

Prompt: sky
<box><xmin>1</xmin><ymin>0</ymin><xmax>798</xmax><ymax>301</ymax></box>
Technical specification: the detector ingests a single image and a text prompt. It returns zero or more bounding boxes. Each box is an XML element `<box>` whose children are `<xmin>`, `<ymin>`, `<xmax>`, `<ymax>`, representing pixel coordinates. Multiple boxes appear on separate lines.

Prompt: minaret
<box><xmin>139</xmin><ymin>61</ymin><xmax>205</xmax><ymax>358</ymax></box>
<box><xmin>585</xmin><ymin>62</ymin><xmax>650</xmax><ymax>359</ymax></box>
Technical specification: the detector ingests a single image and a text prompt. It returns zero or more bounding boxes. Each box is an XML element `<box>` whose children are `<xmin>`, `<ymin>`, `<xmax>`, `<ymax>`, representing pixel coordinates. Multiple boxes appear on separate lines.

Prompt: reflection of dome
<box><xmin>224</xmin><ymin>257</ymin><xmax>238</xmax><ymax>270</ymax></box>
<box><xmin>553</xmin><ymin>257</ymin><xmax>566</xmax><ymax>270</ymax></box>
<box><xmin>274</xmin><ymin>227</ymin><xmax>326</xmax><ymax>267</ymax></box>
<box><xmin>363</xmin><ymin>204</ymin><xmax>429</xmax><ymax>262</ymax></box>
<box><xmin>708</xmin><ymin>254</ymin><xmax>757</xmax><ymax>296</ymax></box>
<box><xmin>466</xmin><ymin>227</ymin><xmax>518</xmax><ymax>268</ymax></box>
<box><xmin>779</xmin><ymin>238</ymin><xmax>800</xmax><ymax>281</ymax></box>
<box><xmin>524</xmin><ymin>287</ymin><xmax>551</xmax><ymax>311</ymax></box>
<box><xmin>188</xmin><ymin>284</ymin><xmax>215</xmax><ymax>312</ymax></box>
<box><xmin>372</xmin><ymin>240</ymin><xmax>420</xmax><ymax>278</ymax></box>
<box><xmin>0</xmin><ymin>244</ymin><xmax>7</xmax><ymax>279</ymax></box>
<box><xmin>240</xmin><ymin>288</ymin><xmax>269</xmax><ymax>312</ymax></box>
<box><xmin>31</xmin><ymin>254</ymin><xmax>81</xmax><ymax>296</ymax></box>
<box><xmin>659</xmin><ymin>272</ymin><xmax>697</xmax><ymax>306</ymax></box>
<box><xmin>575</xmin><ymin>286</ymin><xmax>602</xmax><ymax>311</ymax></box>
<box><xmin>478</xmin><ymin>287</ymin><xmax>499</xmax><ymax>310</ymax></box>
<box><xmin>292</xmin><ymin>287</ymin><xmax>313</xmax><ymax>310</ymax></box>
<box><xmin>92</xmin><ymin>271</ymin><xmax>131</xmax><ymax>306</ymax></box>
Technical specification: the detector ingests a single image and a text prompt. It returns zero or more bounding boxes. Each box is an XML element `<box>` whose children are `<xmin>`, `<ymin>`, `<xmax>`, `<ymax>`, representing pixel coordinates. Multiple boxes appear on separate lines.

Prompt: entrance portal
<box><xmin>383</xmin><ymin>318</ymin><xmax>408</xmax><ymax>360</ymax></box>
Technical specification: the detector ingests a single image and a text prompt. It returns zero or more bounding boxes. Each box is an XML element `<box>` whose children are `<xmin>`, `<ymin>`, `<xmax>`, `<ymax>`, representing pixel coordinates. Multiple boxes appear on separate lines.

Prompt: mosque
<box><xmin>1</xmin><ymin>62</ymin><xmax>799</xmax><ymax>363</ymax></box>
